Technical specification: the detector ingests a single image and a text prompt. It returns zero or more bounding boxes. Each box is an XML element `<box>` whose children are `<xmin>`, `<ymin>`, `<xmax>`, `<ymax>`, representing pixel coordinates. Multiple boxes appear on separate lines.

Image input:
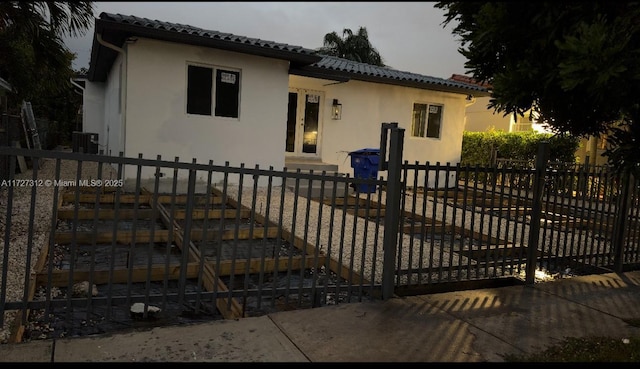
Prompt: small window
<box><xmin>215</xmin><ymin>69</ymin><xmax>240</xmax><ymax>118</ymax></box>
<box><xmin>187</xmin><ymin>65</ymin><xmax>213</xmax><ymax>115</ymax></box>
<box><xmin>186</xmin><ymin>64</ymin><xmax>240</xmax><ymax>117</ymax></box>
<box><xmin>411</xmin><ymin>103</ymin><xmax>443</xmax><ymax>138</ymax></box>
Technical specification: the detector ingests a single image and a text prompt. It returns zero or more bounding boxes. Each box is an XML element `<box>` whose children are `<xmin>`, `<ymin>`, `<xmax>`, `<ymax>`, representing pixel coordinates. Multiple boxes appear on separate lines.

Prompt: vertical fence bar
<box><xmin>459</xmin><ymin>165</ymin><xmax>470</xmax><ymax>280</ymax></box>
<box><xmin>271</xmin><ymin>168</ymin><xmax>286</xmax><ymax>309</ymax></box>
<box><xmin>86</xmin><ymin>160</ymin><xmax>103</xmax><ymax>321</ymax></box>
<box><xmin>106</xmin><ymin>153</ymin><xmax>124</xmax><ymax>320</ymax></box>
<box><xmin>300</xmin><ymin>170</ymin><xmax>312</xmax><ymax>306</ymax></box>
<box><xmin>243</xmin><ymin>165</ymin><xmax>260</xmax><ymax>314</ymax></box>
<box><xmin>195</xmin><ymin>160</ymin><xmax>213</xmax><ymax>313</ymax></box>
<box><xmin>21</xmin><ymin>154</ymin><xmax>39</xmax><ymax>323</ymax></box>
<box><xmin>381</xmin><ymin>126</ymin><xmax>403</xmax><ymax>300</ymax></box>
<box><xmin>323</xmin><ymin>173</ymin><xmax>338</xmax><ymax>304</ymax></box>
<box><xmin>525</xmin><ymin>142</ymin><xmax>549</xmax><ymax>284</ymax></box>
<box><xmin>179</xmin><ymin>159</ymin><xmax>197</xmax><ymax>306</ymax></box>
<box><xmin>162</xmin><ymin>157</ymin><xmax>179</xmax><ymax>311</ymax></box>
<box><xmin>257</xmin><ymin>166</ymin><xmax>274</xmax><ymax>310</ymax></box>
<box><xmin>144</xmin><ymin>156</ymin><xmax>161</xmax><ymax>317</ymax></box>
<box><xmin>397</xmin><ymin>161</ymin><xmax>408</xmax><ymax>286</ymax></box>
<box><xmin>311</xmin><ymin>171</ymin><xmax>326</xmax><ymax>307</ymax></box>
<box><xmin>242</xmin><ymin>165</ymin><xmax>259</xmax><ymax>314</ymax></box>
<box><xmin>214</xmin><ymin>163</ymin><xmax>230</xmax><ymax>307</ymax></box>
<box><xmin>0</xmin><ymin>154</ymin><xmax>15</xmax><ymax>326</ymax></box>
<box><xmin>125</xmin><ymin>154</ymin><xmax>143</xmax><ymax>310</ymax></box>
<box><xmin>65</xmin><ymin>159</ymin><xmax>83</xmax><ymax>329</ymax></box>
<box><xmin>228</xmin><ymin>163</ymin><xmax>245</xmax><ymax>310</ymax></box>
<box><xmin>613</xmin><ymin>171</ymin><xmax>634</xmax><ymax>272</ymax></box>
<box><xmin>44</xmin><ymin>158</ymin><xmax>62</xmax><ymax>325</ymax></box>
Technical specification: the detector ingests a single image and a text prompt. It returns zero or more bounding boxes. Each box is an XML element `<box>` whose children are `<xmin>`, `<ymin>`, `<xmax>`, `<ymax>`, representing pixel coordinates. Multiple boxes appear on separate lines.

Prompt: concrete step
<box><xmin>284</xmin><ymin>160</ymin><xmax>339</xmax><ymax>173</ymax></box>
<box><xmin>286</xmin><ymin>181</ymin><xmax>351</xmax><ymax>199</ymax></box>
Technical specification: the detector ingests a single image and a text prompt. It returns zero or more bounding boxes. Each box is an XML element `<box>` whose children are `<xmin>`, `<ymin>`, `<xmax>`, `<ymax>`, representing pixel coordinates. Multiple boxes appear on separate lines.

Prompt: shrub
<box><xmin>461</xmin><ymin>130</ymin><xmax>580</xmax><ymax>166</ymax></box>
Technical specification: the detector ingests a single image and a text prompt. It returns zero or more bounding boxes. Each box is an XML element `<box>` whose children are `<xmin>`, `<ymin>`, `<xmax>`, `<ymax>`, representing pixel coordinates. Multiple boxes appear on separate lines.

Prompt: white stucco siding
<box><xmin>103</xmin><ymin>53</ymin><xmax>124</xmax><ymax>157</ymax></box>
<box><xmin>290</xmin><ymin>76</ymin><xmax>468</xmax><ymax>180</ymax></box>
<box><xmin>82</xmin><ymin>80</ymin><xmax>105</xmax><ymax>147</ymax></box>
<box><xmin>464</xmin><ymin>96</ymin><xmax>511</xmax><ymax>132</ymax></box>
<box><xmin>122</xmin><ymin>38</ymin><xmax>289</xmax><ymax>182</ymax></box>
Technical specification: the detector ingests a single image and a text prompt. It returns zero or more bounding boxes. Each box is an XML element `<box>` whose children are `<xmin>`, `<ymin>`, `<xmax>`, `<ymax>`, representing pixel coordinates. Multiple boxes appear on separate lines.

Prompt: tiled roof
<box><xmin>99</xmin><ymin>13</ymin><xmax>318</xmax><ymax>56</ymax></box>
<box><xmin>89</xmin><ymin>12</ymin><xmax>490</xmax><ymax>96</ymax></box>
<box><xmin>308</xmin><ymin>56</ymin><xmax>489</xmax><ymax>93</ymax></box>
<box><xmin>449</xmin><ymin>74</ymin><xmax>492</xmax><ymax>88</ymax></box>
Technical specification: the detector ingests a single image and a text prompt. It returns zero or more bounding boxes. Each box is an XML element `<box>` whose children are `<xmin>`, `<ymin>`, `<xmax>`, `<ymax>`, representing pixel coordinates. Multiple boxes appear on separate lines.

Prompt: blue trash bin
<box><xmin>348</xmin><ymin>148</ymin><xmax>380</xmax><ymax>193</ymax></box>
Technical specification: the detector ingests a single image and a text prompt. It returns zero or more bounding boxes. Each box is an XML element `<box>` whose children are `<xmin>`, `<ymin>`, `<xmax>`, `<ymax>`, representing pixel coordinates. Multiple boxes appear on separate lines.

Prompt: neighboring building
<box><xmin>450</xmin><ymin>74</ymin><xmax>608</xmax><ymax>166</ymax></box>
<box><xmin>83</xmin><ymin>13</ymin><xmax>489</xmax><ymax>183</ymax></box>
<box><xmin>449</xmin><ymin>74</ymin><xmax>548</xmax><ymax>133</ymax></box>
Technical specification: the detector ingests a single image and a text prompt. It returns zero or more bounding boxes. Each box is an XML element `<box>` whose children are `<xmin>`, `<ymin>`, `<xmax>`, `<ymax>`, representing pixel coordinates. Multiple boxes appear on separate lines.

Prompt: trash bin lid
<box><xmin>348</xmin><ymin>148</ymin><xmax>380</xmax><ymax>155</ymax></box>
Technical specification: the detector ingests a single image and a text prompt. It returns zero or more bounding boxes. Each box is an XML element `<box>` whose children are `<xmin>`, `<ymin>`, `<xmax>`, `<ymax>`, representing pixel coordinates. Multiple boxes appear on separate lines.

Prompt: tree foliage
<box><xmin>435</xmin><ymin>1</ymin><xmax>640</xmax><ymax>176</ymax></box>
<box><xmin>0</xmin><ymin>1</ymin><xmax>94</xmax><ymax>103</ymax></box>
<box><xmin>0</xmin><ymin>2</ymin><xmax>94</xmax><ymax>147</ymax></box>
<box><xmin>317</xmin><ymin>27</ymin><xmax>385</xmax><ymax>66</ymax></box>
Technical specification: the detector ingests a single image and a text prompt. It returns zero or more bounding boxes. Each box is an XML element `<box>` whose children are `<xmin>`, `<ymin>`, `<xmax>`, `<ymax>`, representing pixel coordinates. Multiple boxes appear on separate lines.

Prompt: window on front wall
<box><xmin>411</xmin><ymin>103</ymin><xmax>443</xmax><ymax>138</ymax></box>
<box><xmin>186</xmin><ymin>64</ymin><xmax>240</xmax><ymax>118</ymax></box>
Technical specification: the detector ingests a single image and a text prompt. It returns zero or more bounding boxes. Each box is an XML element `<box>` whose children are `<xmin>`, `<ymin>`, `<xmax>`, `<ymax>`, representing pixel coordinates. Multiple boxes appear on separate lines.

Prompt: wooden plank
<box><xmin>12</xmin><ymin>141</ymin><xmax>27</xmax><ymax>173</ymax></box>
<box><xmin>62</xmin><ymin>193</ymin><xmax>224</xmax><ymax>205</ymax></box>
<box><xmin>53</xmin><ymin>227</ymin><xmax>280</xmax><ymax>245</ymax></box>
<box><xmin>57</xmin><ymin>208</ymin><xmax>156</xmax><ymax>220</ymax></box>
<box><xmin>157</xmin><ymin>203</ymin><xmax>243</xmax><ymax>319</ymax></box>
<box><xmin>54</xmin><ymin>230</ymin><xmax>171</xmax><ymax>245</ymax></box>
<box><xmin>213</xmin><ymin>187</ymin><xmax>370</xmax><ymax>288</ymax></box>
<box><xmin>9</xmin><ymin>188</ymin><xmax>63</xmax><ymax>343</ymax></box>
<box><xmin>171</xmin><ymin>208</ymin><xmax>251</xmax><ymax>220</ymax></box>
<box><xmin>56</xmin><ymin>208</ymin><xmax>249</xmax><ymax>221</ymax></box>
<box><xmin>36</xmin><ymin>255</ymin><xmax>327</xmax><ymax>286</ymax></box>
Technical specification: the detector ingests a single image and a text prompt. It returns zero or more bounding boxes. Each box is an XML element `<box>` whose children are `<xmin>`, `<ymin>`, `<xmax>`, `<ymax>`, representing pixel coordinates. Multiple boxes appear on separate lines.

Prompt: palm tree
<box><xmin>317</xmin><ymin>27</ymin><xmax>385</xmax><ymax>66</ymax></box>
<box><xmin>0</xmin><ymin>1</ymin><xmax>95</xmax><ymax>101</ymax></box>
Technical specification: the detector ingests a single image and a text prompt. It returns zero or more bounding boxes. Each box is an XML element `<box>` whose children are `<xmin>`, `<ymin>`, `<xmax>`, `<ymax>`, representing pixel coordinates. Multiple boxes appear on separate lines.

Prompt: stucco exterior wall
<box><xmin>289</xmin><ymin>75</ymin><xmax>469</xmax><ymax>187</ymax></box>
<box><xmin>82</xmin><ymin>80</ymin><xmax>105</xmax><ymax>148</ymax></box>
<box><xmin>104</xmin><ymin>53</ymin><xmax>124</xmax><ymax>157</ymax></box>
<box><xmin>121</xmin><ymin>37</ymin><xmax>290</xmax><ymax>182</ymax></box>
<box><xmin>464</xmin><ymin>96</ymin><xmax>511</xmax><ymax>132</ymax></box>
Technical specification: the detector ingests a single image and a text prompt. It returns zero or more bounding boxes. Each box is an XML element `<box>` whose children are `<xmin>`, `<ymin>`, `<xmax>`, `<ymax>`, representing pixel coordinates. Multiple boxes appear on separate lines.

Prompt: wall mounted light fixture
<box><xmin>331</xmin><ymin>98</ymin><xmax>342</xmax><ymax>120</ymax></box>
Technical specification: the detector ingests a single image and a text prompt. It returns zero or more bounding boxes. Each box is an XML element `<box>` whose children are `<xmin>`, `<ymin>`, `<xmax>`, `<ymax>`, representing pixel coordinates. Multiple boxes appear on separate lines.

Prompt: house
<box><xmin>83</xmin><ymin>13</ymin><xmax>489</xmax><ymax>184</ymax></box>
<box><xmin>450</xmin><ymin>74</ymin><xmax>608</xmax><ymax>166</ymax></box>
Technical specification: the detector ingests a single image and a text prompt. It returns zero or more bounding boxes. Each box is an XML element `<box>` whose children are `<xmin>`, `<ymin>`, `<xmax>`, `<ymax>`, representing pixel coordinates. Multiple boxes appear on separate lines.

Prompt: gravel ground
<box><xmin>0</xmin><ymin>154</ymin><xmax>116</xmax><ymax>343</ymax></box>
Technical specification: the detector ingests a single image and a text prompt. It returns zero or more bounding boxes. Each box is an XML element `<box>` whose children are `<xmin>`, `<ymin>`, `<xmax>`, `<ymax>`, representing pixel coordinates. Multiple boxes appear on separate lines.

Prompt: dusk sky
<box><xmin>62</xmin><ymin>1</ymin><xmax>469</xmax><ymax>79</ymax></box>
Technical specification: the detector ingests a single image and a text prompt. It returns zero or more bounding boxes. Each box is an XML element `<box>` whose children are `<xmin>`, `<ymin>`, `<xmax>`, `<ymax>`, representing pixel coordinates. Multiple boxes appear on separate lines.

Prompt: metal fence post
<box><xmin>525</xmin><ymin>141</ymin><xmax>549</xmax><ymax>284</ymax></box>
<box><xmin>381</xmin><ymin>123</ymin><xmax>404</xmax><ymax>300</ymax></box>
<box><xmin>613</xmin><ymin>170</ymin><xmax>634</xmax><ymax>272</ymax></box>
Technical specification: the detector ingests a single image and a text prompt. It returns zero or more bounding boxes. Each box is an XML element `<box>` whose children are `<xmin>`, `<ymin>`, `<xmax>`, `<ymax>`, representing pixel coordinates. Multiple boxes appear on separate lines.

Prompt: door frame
<box><xmin>285</xmin><ymin>88</ymin><xmax>324</xmax><ymax>159</ymax></box>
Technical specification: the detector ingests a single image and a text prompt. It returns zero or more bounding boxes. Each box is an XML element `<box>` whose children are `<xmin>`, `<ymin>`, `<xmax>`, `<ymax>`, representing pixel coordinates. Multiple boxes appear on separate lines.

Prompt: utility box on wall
<box><xmin>72</xmin><ymin>132</ymin><xmax>99</xmax><ymax>154</ymax></box>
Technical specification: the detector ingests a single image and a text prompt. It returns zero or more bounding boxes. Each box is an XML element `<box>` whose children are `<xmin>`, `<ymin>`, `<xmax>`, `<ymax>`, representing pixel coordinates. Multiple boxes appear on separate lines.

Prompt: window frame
<box><xmin>185</xmin><ymin>62</ymin><xmax>241</xmax><ymax>119</ymax></box>
<box><xmin>411</xmin><ymin>102</ymin><xmax>444</xmax><ymax>139</ymax></box>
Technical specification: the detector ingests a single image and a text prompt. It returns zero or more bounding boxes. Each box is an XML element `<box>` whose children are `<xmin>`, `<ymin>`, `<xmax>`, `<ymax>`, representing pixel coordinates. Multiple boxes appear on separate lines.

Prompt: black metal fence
<box><xmin>1</xmin><ymin>123</ymin><xmax>639</xmax><ymax>342</ymax></box>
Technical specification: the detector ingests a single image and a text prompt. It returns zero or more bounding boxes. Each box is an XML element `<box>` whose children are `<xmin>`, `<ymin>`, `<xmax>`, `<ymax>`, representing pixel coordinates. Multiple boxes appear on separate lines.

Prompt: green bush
<box><xmin>461</xmin><ymin>130</ymin><xmax>580</xmax><ymax>166</ymax></box>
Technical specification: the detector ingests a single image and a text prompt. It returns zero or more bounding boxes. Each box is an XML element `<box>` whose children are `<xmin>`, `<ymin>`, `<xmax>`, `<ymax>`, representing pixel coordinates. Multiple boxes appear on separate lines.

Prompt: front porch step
<box><xmin>286</xmin><ymin>181</ymin><xmax>351</xmax><ymax>199</ymax></box>
<box><xmin>284</xmin><ymin>159</ymin><xmax>351</xmax><ymax>198</ymax></box>
<box><xmin>284</xmin><ymin>159</ymin><xmax>339</xmax><ymax>173</ymax></box>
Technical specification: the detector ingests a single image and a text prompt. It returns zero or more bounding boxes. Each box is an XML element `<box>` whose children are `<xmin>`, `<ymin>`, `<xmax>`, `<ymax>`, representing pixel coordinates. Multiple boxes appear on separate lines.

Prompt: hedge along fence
<box><xmin>460</xmin><ymin>130</ymin><xmax>581</xmax><ymax>167</ymax></box>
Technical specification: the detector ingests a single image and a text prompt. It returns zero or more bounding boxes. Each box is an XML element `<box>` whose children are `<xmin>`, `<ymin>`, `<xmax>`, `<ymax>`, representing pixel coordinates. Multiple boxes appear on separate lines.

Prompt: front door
<box><xmin>286</xmin><ymin>89</ymin><xmax>323</xmax><ymax>157</ymax></box>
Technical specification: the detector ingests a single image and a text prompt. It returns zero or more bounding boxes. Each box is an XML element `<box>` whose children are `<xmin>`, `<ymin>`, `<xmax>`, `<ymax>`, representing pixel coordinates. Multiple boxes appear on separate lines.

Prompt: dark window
<box><xmin>411</xmin><ymin>103</ymin><xmax>442</xmax><ymax>138</ymax></box>
<box><xmin>215</xmin><ymin>69</ymin><xmax>240</xmax><ymax>118</ymax></box>
<box><xmin>187</xmin><ymin>65</ymin><xmax>212</xmax><ymax>115</ymax></box>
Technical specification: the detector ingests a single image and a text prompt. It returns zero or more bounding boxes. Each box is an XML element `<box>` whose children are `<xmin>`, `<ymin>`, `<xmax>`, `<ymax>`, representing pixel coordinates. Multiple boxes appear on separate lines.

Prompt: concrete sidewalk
<box><xmin>2</xmin><ymin>271</ymin><xmax>640</xmax><ymax>362</ymax></box>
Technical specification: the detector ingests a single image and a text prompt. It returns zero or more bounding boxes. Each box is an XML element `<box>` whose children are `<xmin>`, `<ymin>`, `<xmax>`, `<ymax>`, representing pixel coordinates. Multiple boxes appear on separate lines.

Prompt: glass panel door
<box><xmin>285</xmin><ymin>89</ymin><xmax>322</xmax><ymax>157</ymax></box>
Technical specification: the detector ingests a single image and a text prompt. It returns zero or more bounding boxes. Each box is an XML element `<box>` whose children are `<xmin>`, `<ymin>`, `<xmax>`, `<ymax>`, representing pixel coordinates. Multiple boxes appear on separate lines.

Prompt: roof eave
<box><xmin>88</xmin><ymin>18</ymin><xmax>322</xmax><ymax>82</ymax></box>
<box><xmin>289</xmin><ymin>67</ymin><xmax>350</xmax><ymax>82</ymax></box>
<box><xmin>296</xmin><ymin>67</ymin><xmax>491</xmax><ymax>96</ymax></box>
